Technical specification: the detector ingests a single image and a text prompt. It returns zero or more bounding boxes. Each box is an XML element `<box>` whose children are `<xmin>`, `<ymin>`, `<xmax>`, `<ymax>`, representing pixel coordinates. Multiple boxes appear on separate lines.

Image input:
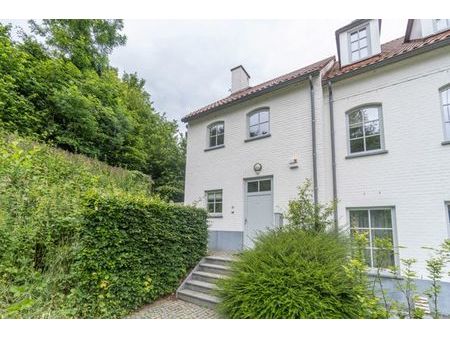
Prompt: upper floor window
<box><xmin>440</xmin><ymin>86</ymin><xmax>450</xmax><ymax>141</ymax></box>
<box><xmin>433</xmin><ymin>19</ymin><xmax>450</xmax><ymax>33</ymax></box>
<box><xmin>207</xmin><ymin>121</ymin><xmax>224</xmax><ymax>148</ymax></box>
<box><xmin>347</xmin><ymin>105</ymin><xmax>384</xmax><ymax>154</ymax></box>
<box><xmin>206</xmin><ymin>189</ymin><xmax>222</xmax><ymax>216</ymax></box>
<box><xmin>349</xmin><ymin>207</ymin><xmax>396</xmax><ymax>269</ymax></box>
<box><xmin>349</xmin><ymin>26</ymin><xmax>370</xmax><ymax>62</ymax></box>
<box><xmin>248</xmin><ymin>109</ymin><xmax>270</xmax><ymax>139</ymax></box>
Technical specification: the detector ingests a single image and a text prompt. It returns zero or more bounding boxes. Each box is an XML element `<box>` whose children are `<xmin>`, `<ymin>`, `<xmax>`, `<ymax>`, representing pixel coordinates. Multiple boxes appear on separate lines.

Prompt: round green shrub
<box><xmin>217</xmin><ymin>228</ymin><xmax>374</xmax><ymax>319</ymax></box>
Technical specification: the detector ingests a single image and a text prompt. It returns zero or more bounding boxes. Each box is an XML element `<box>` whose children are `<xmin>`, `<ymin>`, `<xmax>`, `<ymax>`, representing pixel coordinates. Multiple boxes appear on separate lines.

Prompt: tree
<box><xmin>29</xmin><ymin>20</ymin><xmax>126</xmax><ymax>74</ymax></box>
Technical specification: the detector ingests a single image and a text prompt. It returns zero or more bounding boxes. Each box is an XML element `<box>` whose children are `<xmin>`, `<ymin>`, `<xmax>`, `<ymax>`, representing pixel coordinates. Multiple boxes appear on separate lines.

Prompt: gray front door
<box><xmin>244</xmin><ymin>177</ymin><xmax>273</xmax><ymax>248</ymax></box>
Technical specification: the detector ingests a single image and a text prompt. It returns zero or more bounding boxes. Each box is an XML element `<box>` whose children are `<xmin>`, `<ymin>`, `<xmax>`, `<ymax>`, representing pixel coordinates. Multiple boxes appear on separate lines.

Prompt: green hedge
<box><xmin>0</xmin><ymin>132</ymin><xmax>207</xmax><ymax>318</ymax></box>
<box><xmin>71</xmin><ymin>193</ymin><xmax>208</xmax><ymax>318</ymax></box>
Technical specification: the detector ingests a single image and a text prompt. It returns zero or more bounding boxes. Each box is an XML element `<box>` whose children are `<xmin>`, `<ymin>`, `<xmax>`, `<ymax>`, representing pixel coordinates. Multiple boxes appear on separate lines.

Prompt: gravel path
<box><xmin>128</xmin><ymin>295</ymin><xmax>220</xmax><ymax>319</ymax></box>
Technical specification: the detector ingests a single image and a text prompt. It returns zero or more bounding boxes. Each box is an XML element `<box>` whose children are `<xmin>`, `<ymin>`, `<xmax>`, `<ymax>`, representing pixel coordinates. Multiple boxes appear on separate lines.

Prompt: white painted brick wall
<box><xmin>327</xmin><ymin>46</ymin><xmax>450</xmax><ymax>279</ymax></box>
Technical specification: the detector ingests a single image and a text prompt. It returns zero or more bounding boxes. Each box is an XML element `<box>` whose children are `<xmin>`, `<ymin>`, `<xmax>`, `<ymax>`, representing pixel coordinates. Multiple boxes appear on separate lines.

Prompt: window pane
<box><xmin>445</xmin><ymin>122</ymin><xmax>450</xmax><ymax>140</ymax></box>
<box><xmin>248</xmin><ymin>181</ymin><xmax>258</xmax><ymax>193</ymax></box>
<box><xmin>215</xmin><ymin>202</ymin><xmax>222</xmax><ymax>213</ymax></box>
<box><xmin>259</xmin><ymin>180</ymin><xmax>271</xmax><ymax>192</ymax></box>
<box><xmin>373</xmin><ymin>249</ymin><xmax>395</xmax><ymax>269</ymax></box>
<box><xmin>350</xmin><ymin>31</ymin><xmax>358</xmax><ymax>42</ymax></box>
<box><xmin>364</xmin><ymin>249</ymin><xmax>373</xmax><ymax>267</ymax></box>
<box><xmin>350</xmin><ymin>138</ymin><xmax>364</xmax><ymax>153</ymax></box>
<box><xmin>207</xmin><ymin>193</ymin><xmax>215</xmax><ymax>202</ymax></box>
<box><xmin>217</xmin><ymin>134</ymin><xmax>224</xmax><ymax>145</ymax></box>
<box><xmin>349</xmin><ymin>210</ymin><xmax>369</xmax><ymax>228</ymax></box>
<box><xmin>207</xmin><ymin>202</ymin><xmax>215</xmax><ymax>213</ymax></box>
<box><xmin>443</xmin><ymin>105</ymin><xmax>450</xmax><ymax>122</ymax></box>
<box><xmin>370</xmin><ymin>209</ymin><xmax>392</xmax><ymax>229</ymax></box>
<box><xmin>363</xmin><ymin>107</ymin><xmax>379</xmax><ymax>122</ymax></box>
<box><xmin>349</xmin><ymin>110</ymin><xmax>363</xmax><ymax>124</ymax></box>
<box><xmin>359</xmin><ymin>47</ymin><xmax>368</xmax><ymax>58</ymax></box>
<box><xmin>350</xmin><ymin>126</ymin><xmax>363</xmax><ymax>139</ymax></box>
<box><xmin>359</xmin><ymin>28</ymin><xmax>367</xmax><ymax>38</ymax></box>
<box><xmin>371</xmin><ymin>230</ymin><xmax>393</xmax><ymax>246</ymax></box>
<box><xmin>351</xmin><ymin>51</ymin><xmax>359</xmax><ymax>61</ymax></box>
<box><xmin>364</xmin><ymin>121</ymin><xmax>380</xmax><ymax>136</ymax></box>
<box><xmin>215</xmin><ymin>192</ymin><xmax>222</xmax><ymax>202</ymax></box>
<box><xmin>249</xmin><ymin>113</ymin><xmax>259</xmax><ymax>126</ymax></box>
<box><xmin>359</xmin><ymin>37</ymin><xmax>367</xmax><ymax>48</ymax></box>
<box><xmin>210</xmin><ymin>126</ymin><xmax>217</xmax><ymax>136</ymax></box>
<box><xmin>442</xmin><ymin>89</ymin><xmax>449</xmax><ymax>105</ymax></box>
<box><xmin>249</xmin><ymin>125</ymin><xmax>259</xmax><ymax>137</ymax></box>
<box><xmin>260</xmin><ymin>122</ymin><xmax>269</xmax><ymax>135</ymax></box>
<box><xmin>448</xmin><ymin>204</ymin><xmax>450</xmax><ymax>223</ymax></box>
<box><xmin>365</xmin><ymin>135</ymin><xmax>381</xmax><ymax>151</ymax></box>
<box><xmin>259</xmin><ymin>111</ymin><xmax>269</xmax><ymax>123</ymax></box>
<box><xmin>209</xmin><ymin>136</ymin><xmax>216</xmax><ymax>147</ymax></box>
<box><xmin>217</xmin><ymin>123</ymin><xmax>224</xmax><ymax>135</ymax></box>
<box><xmin>351</xmin><ymin>41</ymin><xmax>359</xmax><ymax>52</ymax></box>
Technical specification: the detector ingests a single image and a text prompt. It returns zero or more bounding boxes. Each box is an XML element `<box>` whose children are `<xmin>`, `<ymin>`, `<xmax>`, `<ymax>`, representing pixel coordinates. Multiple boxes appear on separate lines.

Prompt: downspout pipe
<box><xmin>309</xmin><ymin>75</ymin><xmax>318</xmax><ymax>206</ymax></box>
<box><xmin>327</xmin><ymin>80</ymin><xmax>338</xmax><ymax>230</ymax></box>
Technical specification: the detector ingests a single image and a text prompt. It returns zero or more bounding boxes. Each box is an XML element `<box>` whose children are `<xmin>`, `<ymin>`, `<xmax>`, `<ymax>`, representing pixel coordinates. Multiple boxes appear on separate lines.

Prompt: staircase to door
<box><xmin>176</xmin><ymin>255</ymin><xmax>234</xmax><ymax>309</ymax></box>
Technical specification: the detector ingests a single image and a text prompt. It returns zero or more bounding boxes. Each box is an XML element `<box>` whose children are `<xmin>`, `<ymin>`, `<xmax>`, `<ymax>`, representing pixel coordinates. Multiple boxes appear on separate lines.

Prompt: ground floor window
<box><xmin>349</xmin><ymin>207</ymin><xmax>396</xmax><ymax>269</ymax></box>
<box><xmin>446</xmin><ymin>203</ymin><xmax>450</xmax><ymax>234</ymax></box>
<box><xmin>206</xmin><ymin>190</ymin><xmax>223</xmax><ymax>216</ymax></box>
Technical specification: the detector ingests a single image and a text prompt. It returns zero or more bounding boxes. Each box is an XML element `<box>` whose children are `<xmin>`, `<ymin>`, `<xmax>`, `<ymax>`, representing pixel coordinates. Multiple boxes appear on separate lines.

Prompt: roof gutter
<box><xmin>308</xmin><ymin>74</ymin><xmax>318</xmax><ymax>206</ymax></box>
<box><xmin>327</xmin><ymin>80</ymin><xmax>338</xmax><ymax>231</ymax></box>
<box><xmin>182</xmin><ymin>69</ymin><xmax>322</xmax><ymax>123</ymax></box>
<box><xmin>327</xmin><ymin>36</ymin><xmax>450</xmax><ymax>84</ymax></box>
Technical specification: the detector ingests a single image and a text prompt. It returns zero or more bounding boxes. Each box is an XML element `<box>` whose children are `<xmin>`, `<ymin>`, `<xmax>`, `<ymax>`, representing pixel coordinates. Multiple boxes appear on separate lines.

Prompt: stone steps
<box><xmin>176</xmin><ymin>255</ymin><xmax>235</xmax><ymax>309</ymax></box>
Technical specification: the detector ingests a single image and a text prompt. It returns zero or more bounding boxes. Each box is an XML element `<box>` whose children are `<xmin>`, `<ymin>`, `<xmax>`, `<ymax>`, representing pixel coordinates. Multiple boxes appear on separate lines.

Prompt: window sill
<box><xmin>207</xmin><ymin>214</ymin><xmax>223</xmax><ymax>219</ymax></box>
<box><xmin>345</xmin><ymin>149</ymin><xmax>388</xmax><ymax>159</ymax></box>
<box><xmin>367</xmin><ymin>270</ymin><xmax>402</xmax><ymax>280</ymax></box>
<box><xmin>441</xmin><ymin>140</ymin><xmax>450</xmax><ymax>146</ymax></box>
<box><xmin>244</xmin><ymin>133</ymin><xmax>271</xmax><ymax>143</ymax></box>
<box><xmin>204</xmin><ymin>144</ymin><xmax>225</xmax><ymax>152</ymax></box>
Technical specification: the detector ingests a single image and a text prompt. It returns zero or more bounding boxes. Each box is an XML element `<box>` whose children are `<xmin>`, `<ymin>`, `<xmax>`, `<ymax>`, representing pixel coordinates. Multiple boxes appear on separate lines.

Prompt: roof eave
<box><xmin>326</xmin><ymin>37</ymin><xmax>450</xmax><ymax>84</ymax></box>
<box><xmin>182</xmin><ymin>69</ymin><xmax>322</xmax><ymax>123</ymax></box>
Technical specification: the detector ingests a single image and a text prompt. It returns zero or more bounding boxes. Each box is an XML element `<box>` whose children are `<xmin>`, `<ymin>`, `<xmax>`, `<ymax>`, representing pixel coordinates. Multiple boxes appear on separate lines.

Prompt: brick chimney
<box><xmin>231</xmin><ymin>65</ymin><xmax>250</xmax><ymax>94</ymax></box>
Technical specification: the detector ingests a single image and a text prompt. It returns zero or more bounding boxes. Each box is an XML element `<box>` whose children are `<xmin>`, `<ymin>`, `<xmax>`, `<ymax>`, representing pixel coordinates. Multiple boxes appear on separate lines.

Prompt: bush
<box><xmin>70</xmin><ymin>192</ymin><xmax>207</xmax><ymax>318</ymax></box>
<box><xmin>217</xmin><ymin>227</ymin><xmax>376</xmax><ymax>318</ymax></box>
<box><xmin>0</xmin><ymin>132</ymin><xmax>207</xmax><ymax>318</ymax></box>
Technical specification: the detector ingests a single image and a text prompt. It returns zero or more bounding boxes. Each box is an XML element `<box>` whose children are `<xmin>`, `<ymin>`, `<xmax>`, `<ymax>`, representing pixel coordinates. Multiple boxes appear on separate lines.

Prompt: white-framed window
<box><xmin>440</xmin><ymin>86</ymin><xmax>450</xmax><ymax>141</ymax></box>
<box><xmin>248</xmin><ymin>109</ymin><xmax>270</xmax><ymax>138</ymax></box>
<box><xmin>206</xmin><ymin>190</ymin><xmax>222</xmax><ymax>215</ymax></box>
<box><xmin>433</xmin><ymin>19</ymin><xmax>450</xmax><ymax>33</ymax></box>
<box><xmin>348</xmin><ymin>25</ymin><xmax>370</xmax><ymax>62</ymax></box>
<box><xmin>347</xmin><ymin>105</ymin><xmax>384</xmax><ymax>154</ymax></box>
<box><xmin>207</xmin><ymin>121</ymin><xmax>224</xmax><ymax>148</ymax></box>
<box><xmin>349</xmin><ymin>207</ymin><xmax>396</xmax><ymax>269</ymax></box>
<box><xmin>446</xmin><ymin>202</ymin><xmax>450</xmax><ymax>236</ymax></box>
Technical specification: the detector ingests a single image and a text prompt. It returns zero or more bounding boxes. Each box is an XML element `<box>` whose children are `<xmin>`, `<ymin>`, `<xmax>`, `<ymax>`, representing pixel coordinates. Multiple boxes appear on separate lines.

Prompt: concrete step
<box><xmin>185</xmin><ymin>279</ymin><xmax>217</xmax><ymax>295</ymax></box>
<box><xmin>204</xmin><ymin>255</ymin><xmax>236</xmax><ymax>267</ymax></box>
<box><xmin>177</xmin><ymin>289</ymin><xmax>219</xmax><ymax>309</ymax></box>
<box><xmin>199</xmin><ymin>263</ymin><xmax>232</xmax><ymax>275</ymax></box>
<box><xmin>192</xmin><ymin>271</ymin><xmax>226</xmax><ymax>284</ymax></box>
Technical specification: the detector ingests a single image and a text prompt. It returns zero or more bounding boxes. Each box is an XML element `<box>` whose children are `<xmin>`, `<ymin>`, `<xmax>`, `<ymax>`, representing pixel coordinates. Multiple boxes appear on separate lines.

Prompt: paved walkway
<box><xmin>128</xmin><ymin>295</ymin><xmax>220</xmax><ymax>319</ymax></box>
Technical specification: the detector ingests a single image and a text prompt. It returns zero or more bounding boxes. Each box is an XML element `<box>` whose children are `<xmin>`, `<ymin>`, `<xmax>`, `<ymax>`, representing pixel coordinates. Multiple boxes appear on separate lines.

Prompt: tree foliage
<box><xmin>0</xmin><ymin>21</ymin><xmax>185</xmax><ymax>200</ymax></box>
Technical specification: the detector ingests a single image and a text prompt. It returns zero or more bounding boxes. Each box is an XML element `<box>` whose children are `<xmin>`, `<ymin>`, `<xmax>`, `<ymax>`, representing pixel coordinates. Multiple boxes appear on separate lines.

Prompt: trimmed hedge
<box><xmin>71</xmin><ymin>193</ymin><xmax>208</xmax><ymax>318</ymax></box>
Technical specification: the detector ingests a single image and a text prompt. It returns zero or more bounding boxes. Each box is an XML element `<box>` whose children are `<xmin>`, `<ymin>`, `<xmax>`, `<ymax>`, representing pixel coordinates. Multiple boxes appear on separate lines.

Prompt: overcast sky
<box><xmin>3</xmin><ymin>19</ymin><xmax>408</xmax><ymax>129</ymax></box>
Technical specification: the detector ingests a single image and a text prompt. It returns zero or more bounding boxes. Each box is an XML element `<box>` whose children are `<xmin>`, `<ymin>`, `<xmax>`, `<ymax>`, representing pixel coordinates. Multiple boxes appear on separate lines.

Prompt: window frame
<box><xmin>345</xmin><ymin>104</ymin><xmax>385</xmax><ymax>156</ymax></box>
<box><xmin>433</xmin><ymin>19</ymin><xmax>450</xmax><ymax>34</ymax></box>
<box><xmin>347</xmin><ymin>206</ymin><xmax>399</xmax><ymax>272</ymax></box>
<box><xmin>205</xmin><ymin>189</ymin><xmax>223</xmax><ymax>217</ymax></box>
<box><xmin>439</xmin><ymin>85</ymin><xmax>450</xmax><ymax>142</ymax></box>
<box><xmin>206</xmin><ymin>121</ymin><xmax>225</xmax><ymax>150</ymax></box>
<box><xmin>246</xmin><ymin>108</ymin><xmax>270</xmax><ymax>140</ymax></box>
<box><xmin>445</xmin><ymin>202</ymin><xmax>450</xmax><ymax>237</ymax></box>
<box><xmin>347</xmin><ymin>23</ymin><xmax>372</xmax><ymax>63</ymax></box>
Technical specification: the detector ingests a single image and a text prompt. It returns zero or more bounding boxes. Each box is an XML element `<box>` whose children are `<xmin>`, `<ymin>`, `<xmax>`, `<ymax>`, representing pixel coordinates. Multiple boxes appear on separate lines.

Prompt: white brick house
<box><xmin>182</xmin><ymin>19</ymin><xmax>450</xmax><ymax>309</ymax></box>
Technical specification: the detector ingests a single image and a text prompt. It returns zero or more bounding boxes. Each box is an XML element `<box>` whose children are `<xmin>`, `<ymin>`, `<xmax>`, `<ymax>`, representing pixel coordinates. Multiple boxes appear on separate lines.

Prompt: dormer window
<box><xmin>349</xmin><ymin>26</ymin><xmax>370</xmax><ymax>62</ymax></box>
<box><xmin>335</xmin><ymin>20</ymin><xmax>381</xmax><ymax>67</ymax></box>
<box><xmin>433</xmin><ymin>19</ymin><xmax>450</xmax><ymax>33</ymax></box>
